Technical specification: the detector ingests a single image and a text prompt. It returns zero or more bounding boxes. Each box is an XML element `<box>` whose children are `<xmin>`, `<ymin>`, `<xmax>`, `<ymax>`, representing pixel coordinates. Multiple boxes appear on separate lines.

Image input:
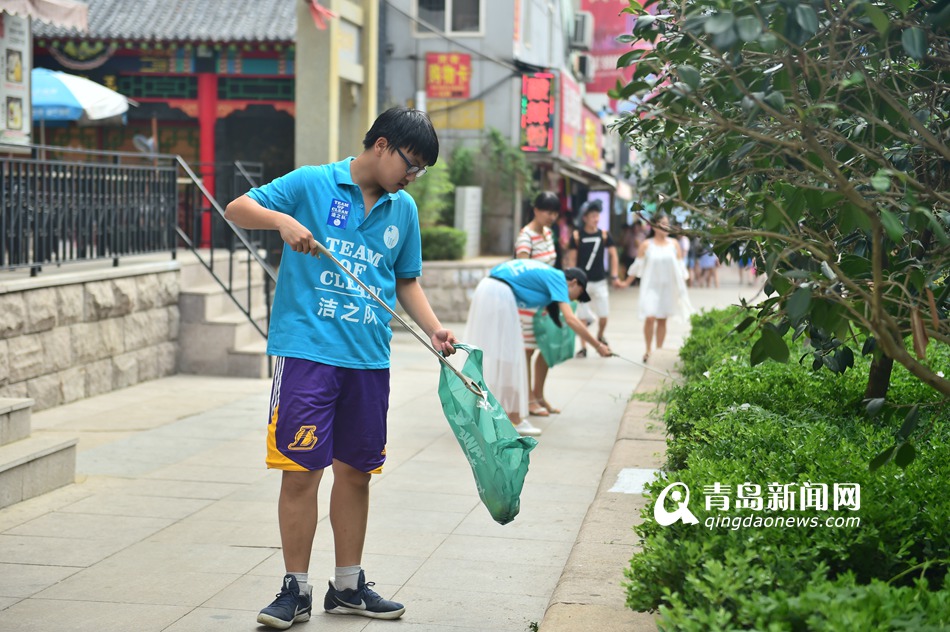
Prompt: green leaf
<box><xmin>862</xmin><ymin>337</ymin><xmax>876</xmax><ymax>356</ymax></box>
<box><xmin>734</xmin><ymin>316</ymin><xmax>756</xmax><ymax>333</ymax></box>
<box><xmin>786</xmin><ymin>287</ymin><xmax>812</xmax><ymax>321</ymax></box>
<box><xmin>763</xmin><ymin>201</ymin><xmax>784</xmax><ymax>230</ymax></box>
<box><xmin>795</xmin><ymin>5</ymin><xmax>819</xmax><ymax>37</ymax></box>
<box><xmin>763</xmin><ymin>91</ymin><xmax>786</xmax><ymax>111</ymax></box>
<box><xmin>837</xmin><ymin>346</ymin><xmax>855</xmax><ymax>370</ymax></box>
<box><xmin>899</xmin><ymin>405</ymin><xmax>920</xmax><ymax>439</ymax></box>
<box><xmin>751</xmin><ymin>328</ymin><xmax>789</xmax><ymax>366</ymax></box>
<box><xmin>902</xmin><ymin>27</ymin><xmax>927</xmax><ymax>60</ymax></box>
<box><xmin>705</xmin><ymin>12</ymin><xmax>735</xmax><ymax>35</ymax></box>
<box><xmin>840</xmin><ymin>204</ymin><xmax>872</xmax><ymax>233</ymax></box>
<box><xmin>871</xmin><ymin>170</ymin><xmax>890</xmax><ymax>192</ymax></box>
<box><xmin>866</xmin><ymin>398</ymin><xmax>886</xmax><ymax>416</ymax></box>
<box><xmin>863</xmin><ymin>4</ymin><xmax>890</xmax><ymax>36</ymax></box>
<box><xmin>885</xmin><ymin>0</ymin><xmax>910</xmax><ymax>17</ymax></box>
<box><xmin>758</xmin><ymin>32</ymin><xmax>780</xmax><ymax>52</ymax></box>
<box><xmin>736</xmin><ymin>16</ymin><xmax>762</xmax><ymax>41</ymax></box>
<box><xmin>677</xmin><ymin>65</ymin><xmax>700</xmax><ymax>91</ymax></box>
<box><xmin>633</xmin><ymin>15</ymin><xmax>656</xmax><ymax>34</ymax></box>
<box><xmin>869</xmin><ymin>445</ymin><xmax>895</xmax><ymax>471</ymax></box>
<box><xmin>894</xmin><ymin>441</ymin><xmax>916</xmax><ymax>468</ymax></box>
<box><xmin>750</xmin><ymin>335</ymin><xmax>769</xmax><ymax>366</ymax></box>
<box><xmin>879</xmin><ymin>209</ymin><xmax>905</xmax><ymax>243</ymax></box>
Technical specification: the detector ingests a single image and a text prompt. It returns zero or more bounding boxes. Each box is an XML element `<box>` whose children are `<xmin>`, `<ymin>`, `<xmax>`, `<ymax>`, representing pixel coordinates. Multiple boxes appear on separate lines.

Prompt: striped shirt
<box><xmin>514</xmin><ymin>225</ymin><xmax>557</xmax><ymax>348</ymax></box>
<box><xmin>514</xmin><ymin>226</ymin><xmax>557</xmax><ymax>265</ymax></box>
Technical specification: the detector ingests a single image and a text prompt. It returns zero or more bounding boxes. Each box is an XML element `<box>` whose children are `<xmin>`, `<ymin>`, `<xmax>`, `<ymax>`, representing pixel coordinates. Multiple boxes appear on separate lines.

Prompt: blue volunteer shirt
<box><xmin>246</xmin><ymin>158</ymin><xmax>423</xmax><ymax>369</ymax></box>
<box><xmin>490</xmin><ymin>259</ymin><xmax>569</xmax><ymax>309</ymax></box>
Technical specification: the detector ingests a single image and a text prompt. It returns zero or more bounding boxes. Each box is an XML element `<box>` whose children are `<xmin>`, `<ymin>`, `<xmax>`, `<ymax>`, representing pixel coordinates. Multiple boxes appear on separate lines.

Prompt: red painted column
<box><xmin>198</xmin><ymin>73</ymin><xmax>217</xmax><ymax>247</ymax></box>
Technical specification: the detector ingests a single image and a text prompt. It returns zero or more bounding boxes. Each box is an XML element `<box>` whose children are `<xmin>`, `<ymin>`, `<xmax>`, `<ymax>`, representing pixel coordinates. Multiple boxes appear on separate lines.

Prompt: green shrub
<box><xmin>626</xmin><ymin>307</ymin><xmax>950</xmax><ymax>629</ymax></box>
<box><xmin>628</xmin><ymin>405</ymin><xmax>950</xmax><ymax>628</ymax></box>
<box><xmin>657</xmin><ymin>574</ymin><xmax>950</xmax><ymax>631</ymax></box>
<box><xmin>676</xmin><ymin>307</ymin><xmax>750</xmax><ymax>379</ymax></box>
<box><xmin>420</xmin><ymin>226</ymin><xmax>466</xmax><ymax>261</ymax></box>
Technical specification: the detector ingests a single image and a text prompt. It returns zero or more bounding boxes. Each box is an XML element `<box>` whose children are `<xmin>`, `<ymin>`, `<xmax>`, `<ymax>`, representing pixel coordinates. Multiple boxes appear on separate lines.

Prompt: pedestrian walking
<box><xmin>514</xmin><ymin>191</ymin><xmax>562</xmax><ymax>417</ymax></box>
<box><xmin>620</xmin><ymin>214</ymin><xmax>692</xmax><ymax>362</ymax></box>
<box><xmin>564</xmin><ymin>200</ymin><xmax>622</xmax><ymax>358</ymax></box>
<box><xmin>465</xmin><ymin>259</ymin><xmax>612</xmax><ymax>436</ymax></box>
<box><xmin>224</xmin><ymin>106</ymin><xmax>457</xmax><ymax>629</ymax></box>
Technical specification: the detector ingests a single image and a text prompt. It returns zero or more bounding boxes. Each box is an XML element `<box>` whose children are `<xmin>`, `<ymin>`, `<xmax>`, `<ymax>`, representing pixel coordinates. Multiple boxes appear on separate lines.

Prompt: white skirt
<box><xmin>464</xmin><ymin>278</ymin><xmax>528</xmax><ymax>418</ymax></box>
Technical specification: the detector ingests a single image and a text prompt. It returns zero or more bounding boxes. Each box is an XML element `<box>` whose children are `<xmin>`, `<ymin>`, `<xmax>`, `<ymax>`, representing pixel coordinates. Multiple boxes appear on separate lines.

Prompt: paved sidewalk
<box><xmin>0</xmin><ymin>273</ymin><xmax>759</xmax><ymax>631</ymax></box>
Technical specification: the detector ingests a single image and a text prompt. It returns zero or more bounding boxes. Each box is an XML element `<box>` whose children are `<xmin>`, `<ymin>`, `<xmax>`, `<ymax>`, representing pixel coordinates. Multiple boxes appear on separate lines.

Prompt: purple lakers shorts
<box><xmin>266</xmin><ymin>356</ymin><xmax>390</xmax><ymax>473</ymax></box>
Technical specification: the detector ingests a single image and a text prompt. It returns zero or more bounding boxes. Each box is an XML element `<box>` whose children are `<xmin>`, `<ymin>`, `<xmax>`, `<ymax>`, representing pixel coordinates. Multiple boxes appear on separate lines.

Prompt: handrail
<box><xmin>174</xmin><ymin>155</ymin><xmax>276</xmax><ymax>371</ymax></box>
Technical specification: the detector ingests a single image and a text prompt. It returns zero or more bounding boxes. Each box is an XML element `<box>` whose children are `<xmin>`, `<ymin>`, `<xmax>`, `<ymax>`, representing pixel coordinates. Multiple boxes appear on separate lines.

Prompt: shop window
<box><xmin>417</xmin><ymin>0</ymin><xmax>481</xmax><ymax>35</ymax></box>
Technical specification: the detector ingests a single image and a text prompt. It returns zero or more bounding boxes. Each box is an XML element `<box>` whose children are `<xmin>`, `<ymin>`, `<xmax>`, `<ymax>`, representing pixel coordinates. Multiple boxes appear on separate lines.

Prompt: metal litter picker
<box><xmin>314</xmin><ymin>242</ymin><xmax>537</xmax><ymax>524</ymax></box>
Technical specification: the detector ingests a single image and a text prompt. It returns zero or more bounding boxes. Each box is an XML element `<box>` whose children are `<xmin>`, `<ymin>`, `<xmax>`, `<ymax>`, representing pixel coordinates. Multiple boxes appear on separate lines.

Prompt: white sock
<box><xmin>333</xmin><ymin>565</ymin><xmax>362</xmax><ymax>592</ymax></box>
<box><xmin>289</xmin><ymin>572</ymin><xmax>310</xmax><ymax>593</ymax></box>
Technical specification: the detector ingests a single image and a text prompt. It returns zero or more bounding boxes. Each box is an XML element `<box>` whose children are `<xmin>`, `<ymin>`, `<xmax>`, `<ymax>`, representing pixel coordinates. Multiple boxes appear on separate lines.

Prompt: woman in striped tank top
<box><xmin>514</xmin><ymin>191</ymin><xmax>561</xmax><ymax>420</ymax></box>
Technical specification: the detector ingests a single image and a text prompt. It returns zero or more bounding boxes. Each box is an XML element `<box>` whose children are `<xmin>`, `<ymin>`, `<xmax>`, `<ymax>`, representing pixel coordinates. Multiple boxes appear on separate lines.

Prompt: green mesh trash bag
<box><xmin>438</xmin><ymin>343</ymin><xmax>538</xmax><ymax>525</ymax></box>
<box><xmin>532</xmin><ymin>306</ymin><xmax>576</xmax><ymax>368</ymax></box>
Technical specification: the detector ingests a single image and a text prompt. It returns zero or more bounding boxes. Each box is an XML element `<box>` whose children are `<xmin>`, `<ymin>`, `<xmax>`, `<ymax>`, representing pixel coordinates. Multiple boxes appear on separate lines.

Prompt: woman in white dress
<box><xmin>621</xmin><ymin>215</ymin><xmax>692</xmax><ymax>361</ymax></box>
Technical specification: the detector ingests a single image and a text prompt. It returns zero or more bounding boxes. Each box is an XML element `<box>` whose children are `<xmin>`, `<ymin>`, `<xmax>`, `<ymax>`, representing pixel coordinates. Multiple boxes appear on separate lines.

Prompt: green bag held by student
<box><xmin>532</xmin><ymin>305</ymin><xmax>576</xmax><ymax>367</ymax></box>
<box><xmin>437</xmin><ymin>343</ymin><xmax>538</xmax><ymax>525</ymax></box>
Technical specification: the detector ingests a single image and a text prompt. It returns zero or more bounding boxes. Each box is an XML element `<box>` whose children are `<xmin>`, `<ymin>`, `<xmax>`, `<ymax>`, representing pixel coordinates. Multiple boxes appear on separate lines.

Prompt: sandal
<box><xmin>528</xmin><ymin>400</ymin><xmax>550</xmax><ymax>417</ymax></box>
<box><xmin>643</xmin><ymin>351</ymin><xmax>651</xmax><ymax>363</ymax></box>
<box><xmin>540</xmin><ymin>399</ymin><xmax>561</xmax><ymax>415</ymax></box>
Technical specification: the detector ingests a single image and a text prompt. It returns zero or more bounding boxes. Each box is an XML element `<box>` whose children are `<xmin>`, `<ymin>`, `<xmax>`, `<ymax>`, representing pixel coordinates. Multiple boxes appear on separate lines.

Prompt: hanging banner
<box><xmin>0</xmin><ymin>11</ymin><xmax>32</xmax><ymax>146</ymax></box>
<box><xmin>426</xmin><ymin>52</ymin><xmax>471</xmax><ymax>99</ymax></box>
<box><xmin>581</xmin><ymin>0</ymin><xmax>654</xmax><ymax>96</ymax></box>
<box><xmin>520</xmin><ymin>72</ymin><xmax>554</xmax><ymax>153</ymax></box>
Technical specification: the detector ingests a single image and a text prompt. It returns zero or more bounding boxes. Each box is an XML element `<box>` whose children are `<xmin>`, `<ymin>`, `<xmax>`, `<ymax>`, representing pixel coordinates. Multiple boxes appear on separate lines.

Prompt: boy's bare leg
<box><xmin>279</xmin><ymin>469</ymin><xmax>324</xmax><ymax>572</ymax></box>
<box><xmin>329</xmin><ymin>459</ymin><xmax>371</xmax><ymax>567</ymax></box>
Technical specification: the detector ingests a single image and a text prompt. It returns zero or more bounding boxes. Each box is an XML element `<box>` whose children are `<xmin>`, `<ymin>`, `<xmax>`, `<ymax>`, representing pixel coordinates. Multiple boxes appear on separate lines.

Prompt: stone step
<box><xmin>228</xmin><ymin>338</ymin><xmax>271</xmax><ymax>379</ymax></box>
<box><xmin>177</xmin><ymin>315</ymin><xmax>268</xmax><ymax>375</ymax></box>
<box><xmin>0</xmin><ymin>435</ymin><xmax>78</xmax><ymax>509</ymax></box>
<box><xmin>179</xmin><ymin>280</ymin><xmax>273</xmax><ymax>323</ymax></box>
<box><xmin>0</xmin><ymin>398</ymin><xmax>33</xmax><ymax>447</ymax></box>
<box><xmin>178</xmin><ymin>249</ymin><xmax>271</xmax><ymax>288</ymax></box>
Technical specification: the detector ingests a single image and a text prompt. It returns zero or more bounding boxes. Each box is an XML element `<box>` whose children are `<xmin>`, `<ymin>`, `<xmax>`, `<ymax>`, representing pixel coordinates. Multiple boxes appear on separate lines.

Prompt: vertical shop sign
<box><xmin>0</xmin><ymin>12</ymin><xmax>32</xmax><ymax>146</ymax></box>
<box><xmin>426</xmin><ymin>52</ymin><xmax>471</xmax><ymax>99</ymax></box>
<box><xmin>520</xmin><ymin>72</ymin><xmax>554</xmax><ymax>152</ymax></box>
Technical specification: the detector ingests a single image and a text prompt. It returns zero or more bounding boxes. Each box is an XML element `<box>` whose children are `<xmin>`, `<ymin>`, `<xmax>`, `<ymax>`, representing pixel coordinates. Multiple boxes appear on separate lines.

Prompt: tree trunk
<box><xmin>865</xmin><ymin>353</ymin><xmax>894</xmax><ymax>400</ymax></box>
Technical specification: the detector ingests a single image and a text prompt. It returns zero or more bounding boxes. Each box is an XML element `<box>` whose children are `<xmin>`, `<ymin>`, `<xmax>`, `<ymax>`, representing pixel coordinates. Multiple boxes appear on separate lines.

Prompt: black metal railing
<box><xmin>1</xmin><ymin>145</ymin><xmax>177</xmax><ymax>274</ymax></box>
<box><xmin>1</xmin><ymin>144</ymin><xmax>277</xmax><ymax>374</ymax></box>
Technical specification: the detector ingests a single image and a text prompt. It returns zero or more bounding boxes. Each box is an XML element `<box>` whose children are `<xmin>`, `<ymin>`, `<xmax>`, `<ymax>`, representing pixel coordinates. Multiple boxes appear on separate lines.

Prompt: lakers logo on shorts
<box><xmin>287</xmin><ymin>425</ymin><xmax>319</xmax><ymax>451</ymax></box>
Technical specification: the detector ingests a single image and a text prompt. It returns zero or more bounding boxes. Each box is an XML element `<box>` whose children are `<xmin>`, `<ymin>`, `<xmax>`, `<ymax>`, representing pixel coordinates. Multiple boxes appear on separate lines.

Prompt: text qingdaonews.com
<box><xmin>703</xmin><ymin>514</ymin><xmax>861</xmax><ymax>530</ymax></box>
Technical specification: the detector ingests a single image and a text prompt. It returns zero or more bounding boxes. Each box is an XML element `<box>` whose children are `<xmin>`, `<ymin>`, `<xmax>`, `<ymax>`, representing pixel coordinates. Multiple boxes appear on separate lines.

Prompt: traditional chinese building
<box><xmin>32</xmin><ymin>0</ymin><xmax>298</xmax><ymax>198</ymax></box>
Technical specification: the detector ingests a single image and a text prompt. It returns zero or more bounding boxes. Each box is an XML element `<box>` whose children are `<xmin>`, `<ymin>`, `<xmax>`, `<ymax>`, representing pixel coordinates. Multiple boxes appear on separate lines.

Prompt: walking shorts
<box><xmin>266</xmin><ymin>356</ymin><xmax>390</xmax><ymax>473</ymax></box>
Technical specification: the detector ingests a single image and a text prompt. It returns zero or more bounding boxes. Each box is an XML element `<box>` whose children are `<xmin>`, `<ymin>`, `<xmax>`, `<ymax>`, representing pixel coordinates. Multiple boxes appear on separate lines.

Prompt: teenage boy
<box><xmin>565</xmin><ymin>200</ymin><xmax>621</xmax><ymax>357</ymax></box>
<box><xmin>225</xmin><ymin>107</ymin><xmax>457</xmax><ymax>629</ymax></box>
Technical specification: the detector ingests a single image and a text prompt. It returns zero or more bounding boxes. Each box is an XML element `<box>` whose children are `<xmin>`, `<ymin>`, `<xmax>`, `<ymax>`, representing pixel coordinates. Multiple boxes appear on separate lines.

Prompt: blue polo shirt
<box><xmin>490</xmin><ymin>259</ymin><xmax>570</xmax><ymax>309</ymax></box>
<box><xmin>246</xmin><ymin>158</ymin><xmax>423</xmax><ymax>369</ymax></box>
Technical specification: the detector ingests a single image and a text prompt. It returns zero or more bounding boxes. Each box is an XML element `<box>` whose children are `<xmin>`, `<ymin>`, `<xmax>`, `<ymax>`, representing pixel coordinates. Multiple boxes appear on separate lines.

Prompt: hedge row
<box><xmin>627</xmin><ymin>308</ymin><xmax>950</xmax><ymax>630</ymax></box>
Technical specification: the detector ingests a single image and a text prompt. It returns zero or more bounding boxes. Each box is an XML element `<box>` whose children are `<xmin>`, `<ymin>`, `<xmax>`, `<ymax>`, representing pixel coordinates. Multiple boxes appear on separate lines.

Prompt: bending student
<box><xmin>465</xmin><ymin>259</ymin><xmax>612</xmax><ymax>437</ymax></box>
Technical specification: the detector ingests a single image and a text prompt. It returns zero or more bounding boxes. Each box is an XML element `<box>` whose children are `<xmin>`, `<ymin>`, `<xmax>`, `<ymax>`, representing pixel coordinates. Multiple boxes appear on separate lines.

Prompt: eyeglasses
<box><xmin>395</xmin><ymin>147</ymin><xmax>427</xmax><ymax>178</ymax></box>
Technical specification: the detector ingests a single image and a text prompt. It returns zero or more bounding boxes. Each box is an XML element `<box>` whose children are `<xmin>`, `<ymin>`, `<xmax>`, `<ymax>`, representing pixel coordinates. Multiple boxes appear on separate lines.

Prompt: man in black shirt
<box><xmin>565</xmin><ymin>201</ymin><xmax>621</xmax><ymax>357</ymax></box>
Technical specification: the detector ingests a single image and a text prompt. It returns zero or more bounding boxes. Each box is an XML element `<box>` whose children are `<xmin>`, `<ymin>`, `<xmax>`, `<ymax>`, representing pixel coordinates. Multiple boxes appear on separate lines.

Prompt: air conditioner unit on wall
<box><xmin>576</xmin><ymin>53</ymin><xmax>596</xmax><ymax>83</ymax></box>
<box><xmin>570</xmin><ymin>11</ymin><xmax>594</xmax><ymax>51</ymax></box>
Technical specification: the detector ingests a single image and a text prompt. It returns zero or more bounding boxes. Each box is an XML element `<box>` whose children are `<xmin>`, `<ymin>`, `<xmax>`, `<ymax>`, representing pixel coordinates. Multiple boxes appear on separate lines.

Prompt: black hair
<box><xmin>545</xmin><ymin>302</ymin><xmax>562</xmax><ymax>327</ymax></box>
<box><xmin>362</xmin><ymin>106</ymin><xmax>439</xmax><ymax>166</ymax></box>
<box><xmin>582</xmin><ymin>199</ymin><xmax>604</xmax><ymax>215</ymax></box>
<box><xmin>533</xmin><ymin>191</ymin><xmax>560</xmax><ymax>212</ymax></box>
